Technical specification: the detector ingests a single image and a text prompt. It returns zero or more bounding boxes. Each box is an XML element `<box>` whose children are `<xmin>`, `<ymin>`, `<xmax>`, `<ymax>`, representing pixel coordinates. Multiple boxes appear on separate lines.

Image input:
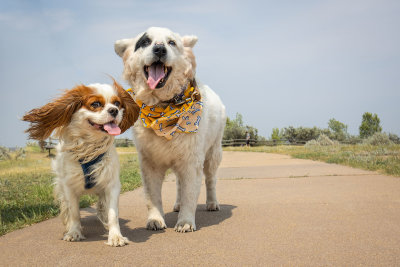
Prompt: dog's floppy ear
<box><xmin>114</xmin><ymin>38</ymin><xmax>134</xmax><ymax>57</ymax></box>
<box><xmin>182</xmin><ymin>35</ymin><xmax>198</xmax><ymax>48</ymax></box>
<box><xmin>112</xmin><ymin>79</ymin><xmax>140</xmax><ymax>133</ymax></box>
<box><xmin>22</xmin><ymin>85</ymin><xmax>91</xmax><ymax>140</ymax></box>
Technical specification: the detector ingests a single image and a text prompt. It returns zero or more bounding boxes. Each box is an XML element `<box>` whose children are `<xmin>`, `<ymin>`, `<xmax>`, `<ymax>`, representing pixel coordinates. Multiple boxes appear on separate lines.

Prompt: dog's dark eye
<box><xmin>91</xmin><ymin>101</ymin><xmax>102</xmax><ymax>108</ymax></box>
<box><xmin>168</xmin><ymin>40</ymin><xmax>176</xmax><ymax>46</ymax></box>
<box><xmin>143</xmin><ymin>38</ymin><xmax>151</xmax><ymax>46</ymax></box>
<box><xmin>114</xmin><ymin>101</ymin><xmax>120</xmax><ymax>107</ymax></box>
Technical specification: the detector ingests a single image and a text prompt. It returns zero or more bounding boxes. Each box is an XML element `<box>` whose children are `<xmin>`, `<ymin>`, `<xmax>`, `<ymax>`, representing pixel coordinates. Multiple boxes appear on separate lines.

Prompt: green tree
<box><xmin>271</xmin><ymin>128</ymin><xmax>281</xmax><ymax>141</ymax></box>
<box><xmin>235</xmin><ymin>113</ymin><xmax>244</xmax><ymax>127</ymax></box>
<box><xmin>328</xmin><ymin>118</ymin><xmax>348</xmax><ymax>141</ymax></box>
<box><xmin>359</xmin><ymin>112</ymin><xmax>382</xmax><ymax>138</ymax></box>
<box><xmin>224</xmin><ymin>113</ymin><xmax>246</xmax><ymax>140</ymax></box>
<box><xmin>223</xmin><ymin>113</ymin><xmax>262</xmax><ymax>141</ymax></box>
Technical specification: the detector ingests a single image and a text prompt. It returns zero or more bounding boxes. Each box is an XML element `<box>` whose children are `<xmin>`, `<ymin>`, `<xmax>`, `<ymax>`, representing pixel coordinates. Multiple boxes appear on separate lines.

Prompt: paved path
<box><xmin>1</xmin><ymin>151</ymin><xmax>400</xmax><ymax>266</ymax></box>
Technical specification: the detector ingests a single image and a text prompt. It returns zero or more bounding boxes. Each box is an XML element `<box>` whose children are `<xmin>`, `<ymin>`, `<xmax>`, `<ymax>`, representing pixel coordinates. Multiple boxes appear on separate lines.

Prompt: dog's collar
<box><xmin>162</xmin><ymin>83</ymin><xmax>190</xmax><ymax>105</ymax></box>
<box><xmin>79</xmin><ymin>153</ymin><xmax>105</xmax><ymax>189</ymax></box>
<box><xmin>126</xmin><ymin>79</ymin><xmax>197</xmax><ymax>106</ymax></box>
<box><xmin>166</xmin><ymin>79</ymin><xmax>197</xmax><ymax>105</ymax></box>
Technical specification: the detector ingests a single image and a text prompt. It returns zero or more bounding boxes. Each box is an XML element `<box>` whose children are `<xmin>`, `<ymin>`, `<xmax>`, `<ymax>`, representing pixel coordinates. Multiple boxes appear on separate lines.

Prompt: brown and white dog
<box><xmin>115</xmin><ymin>27</ymin><xmax>226</xmax><ymax>232</ymax></box>
<box><xmin>23</xmin><ymin>81</ymin><xmax>139</xmax><ymax>246</ymax></box>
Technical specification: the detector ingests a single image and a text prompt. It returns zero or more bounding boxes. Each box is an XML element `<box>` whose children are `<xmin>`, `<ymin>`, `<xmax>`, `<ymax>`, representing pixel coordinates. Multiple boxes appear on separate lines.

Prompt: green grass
<box><xmin>119</xmin><ymin>151</ymin><xmax>142</xmax><ymax>193</ymax></box>
<box><xmin>0</xmin><ymin>146</ymin><xmax>141</xmax><ymax>236</ymax></box>
<box><xmin>224</xmin><ymin>144</ymin><xmax>400</xmax><ymax>177</ymax></box>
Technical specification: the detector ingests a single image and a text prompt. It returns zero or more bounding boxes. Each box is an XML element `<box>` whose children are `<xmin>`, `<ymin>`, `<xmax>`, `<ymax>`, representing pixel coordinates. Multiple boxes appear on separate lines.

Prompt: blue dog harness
<box><xmin>79</xmin><ymin>153</ymin><xmax>105</xmax><ymax>189</ymax></box>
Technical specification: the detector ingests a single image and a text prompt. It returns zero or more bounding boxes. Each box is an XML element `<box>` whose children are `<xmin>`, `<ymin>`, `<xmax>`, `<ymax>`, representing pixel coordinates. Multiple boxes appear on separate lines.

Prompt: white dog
<box><xmin>23</xmin><ymin>81</ymin><xmax>139</xmax><ymax>246</ymax></box>
<box><xmin>114</xmin><ymin>27</ymin><xmax>226</xmax><ymax>232</ymax></box>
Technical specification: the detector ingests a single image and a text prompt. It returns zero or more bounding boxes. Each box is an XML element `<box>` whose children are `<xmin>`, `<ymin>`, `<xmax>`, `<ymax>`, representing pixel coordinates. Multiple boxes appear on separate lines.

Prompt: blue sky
<box><xmin>1</xmin><ymin>0</ymin><xmax>399</xmax><ymax>147</ymax></box>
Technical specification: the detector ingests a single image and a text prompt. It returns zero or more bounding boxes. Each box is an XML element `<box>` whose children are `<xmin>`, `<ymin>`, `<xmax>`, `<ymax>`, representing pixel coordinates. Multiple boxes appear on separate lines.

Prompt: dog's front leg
<box><xmin>105</xmin><ymin>183</ymin><xmax>129</xmax><ymax>247</ymax></box>
<box><xmin>62</xmin><ymin>187</ymin><xmax>86</xmax><ymax>241</ymax></box>
<box><xmin>141</xmin><ymin>160</ymin><xmax>167</xmax><ymax>230</ymax></box>
<box><xmin>174</xmin><ymin>166</ymin><xmax>202</xmax><ymax>232</ymax></box>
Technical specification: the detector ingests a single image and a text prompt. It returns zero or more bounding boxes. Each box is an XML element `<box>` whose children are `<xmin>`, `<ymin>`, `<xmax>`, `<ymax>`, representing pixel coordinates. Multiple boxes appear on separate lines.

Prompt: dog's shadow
<box><xmin>80</xmin><ymin>204</ymin><xmax>236</xmax><ymax>244</ymax></box>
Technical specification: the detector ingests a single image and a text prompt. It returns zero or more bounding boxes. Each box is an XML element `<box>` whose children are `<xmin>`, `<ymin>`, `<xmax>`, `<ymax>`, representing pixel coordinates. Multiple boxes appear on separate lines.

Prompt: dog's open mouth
<box><xmin>89</xmin><ymin>120</ymin><xmax>121</xmax><ymax>136</ymax></box>
<box><xmin>144</xmin><ymin>61</ymin><xmax>172</xmax><ymax>89</ymax></box>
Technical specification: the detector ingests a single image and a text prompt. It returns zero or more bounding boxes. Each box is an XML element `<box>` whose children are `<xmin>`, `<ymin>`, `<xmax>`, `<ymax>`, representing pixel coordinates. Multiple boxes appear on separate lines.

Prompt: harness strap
<box><xmin>79</xmin><ymin>153</ymin><xmax>105</xmax><ymax>189</ymax></box>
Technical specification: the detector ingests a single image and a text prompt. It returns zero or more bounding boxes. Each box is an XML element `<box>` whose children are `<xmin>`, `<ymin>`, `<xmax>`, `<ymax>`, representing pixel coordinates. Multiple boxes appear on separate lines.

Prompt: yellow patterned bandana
<box><xmin>129</xmin><ymin>84</ymin><xmax>203</xmax><ymax>140</ymax></box>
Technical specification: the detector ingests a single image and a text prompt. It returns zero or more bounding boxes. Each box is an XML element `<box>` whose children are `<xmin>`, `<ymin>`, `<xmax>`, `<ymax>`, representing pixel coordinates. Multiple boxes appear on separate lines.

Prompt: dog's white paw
<box><xmin>106</xmin><ymin>234</ymin><xmax>129</xmax><ymax>247</ymax></box>
<box><xmin>206</xmin><ymin>201</ymin><xmax>220</xmax><ymax>211</ymax></box>
<box><xmin>173</xmin><ymin>203</ymin><xmax>180</xmax><ymax>212</ymax></box>
<box><xmin>174</xmin><ymin>220</ymin><xmax>196</xmax><ymax>233</ymax></box>
<box><xmin>146</xmin><ymin>218</ymin><xmax>167</xmax><ymax>231</ymax></box>
<box><xmin>63</xmin><ymin>231</ymin><xmax>86</xmax><ymax>242</ymax></box>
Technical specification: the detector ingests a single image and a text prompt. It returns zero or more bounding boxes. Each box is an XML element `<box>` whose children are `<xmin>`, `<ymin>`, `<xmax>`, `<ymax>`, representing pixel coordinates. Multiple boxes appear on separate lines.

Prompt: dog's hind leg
<box><xmin>203</xmin><ymin>145</ymin><xmax>222</xmax><ymax>211</ymax></box>
<box><xmin>173</xmin><ymin>178</ymin><xmax>181</xmax><ymax>212</ymax></box>
<box><xmin>97</xmin><ymin>193</ymin><xmax>109</xmax><ymax>229</ymax></box>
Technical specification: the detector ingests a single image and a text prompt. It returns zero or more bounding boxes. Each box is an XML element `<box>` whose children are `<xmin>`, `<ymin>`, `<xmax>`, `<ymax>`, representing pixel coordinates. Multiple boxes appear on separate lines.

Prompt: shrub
<box><xmin>363</xmin><ymin>132</ymin><xmax>393</xmax><ymax>146</ymax></box>
<box><xmin>388</xmin><ymin>133</ymin><xmax>400</xmax><ymax>144</ymax></box>
<box><xmin>282</xmin><ymin>126</ymin><xmax>331</xmax><ymax>143</ymax></box>
<box><xmin>305</xmin><ymin>134</ymin><xmax>338</xmax><ymax>147</ymax></box>
<box><xmin>345</xmin><ymin>135</ymin><xmax>363</xmax><ymax>145</ymax></box>
<box><xmin>305</xmin><ymin>139</ymin><xmax>318</xmax><ymax>147</ymax></box>
<box><xmin>14</xmin><ymin>148</ymin><xmax>26</xmax><ymax>160</ymax></box>
<box><xmin>0</xmin><ymin>147</ymin><xmax>11</xmax><ymax>161</ymax></box>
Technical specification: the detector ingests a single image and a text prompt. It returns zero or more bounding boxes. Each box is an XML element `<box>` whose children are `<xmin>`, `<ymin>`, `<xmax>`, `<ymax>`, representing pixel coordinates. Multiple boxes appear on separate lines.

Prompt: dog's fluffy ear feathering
<box><xmin>22</xmin><ymin>80</ymin><xmax>139</xmax><ymax>140</ymax></box>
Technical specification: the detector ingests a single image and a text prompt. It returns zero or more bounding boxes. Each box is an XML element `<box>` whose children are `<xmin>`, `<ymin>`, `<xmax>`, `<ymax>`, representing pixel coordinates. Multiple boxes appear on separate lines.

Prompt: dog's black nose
<box><xmin>108</xmin><ymin>107</ymin><xmax>118</xmax><ymax>118</ymax></box>
<box><xmin>153</xmin><ymin>44</ymin><xmax>167</xmax><ymax>58</ymax></box>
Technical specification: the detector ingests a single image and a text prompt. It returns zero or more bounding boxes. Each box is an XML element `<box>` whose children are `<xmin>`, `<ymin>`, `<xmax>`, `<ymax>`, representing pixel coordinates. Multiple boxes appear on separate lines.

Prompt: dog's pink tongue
<box><xmin>103</xmin><ymin>122</ymin><xmax>121</xmax><ymax>136</ymax></box>
<box><xmin>147</xmin><ymin>64</ymin><xmax>165</xmax><ymax>89</ymax></box>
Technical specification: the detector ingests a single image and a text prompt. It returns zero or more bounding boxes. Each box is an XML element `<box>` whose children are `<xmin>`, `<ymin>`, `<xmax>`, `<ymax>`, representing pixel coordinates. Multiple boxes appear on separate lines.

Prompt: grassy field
<box><xmin>224</xmin><ymin>144</ymin><xmax>400</xmax><ymax>177</ymax></box>
<box><xmin>0</xmin><ymin>146</ymin><xmax>140</xmax><ymax>236</ymax></box>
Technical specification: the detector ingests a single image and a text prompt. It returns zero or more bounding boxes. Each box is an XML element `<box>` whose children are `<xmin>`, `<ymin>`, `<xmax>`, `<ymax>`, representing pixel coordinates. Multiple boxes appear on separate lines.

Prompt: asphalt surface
<box><xmin>1</xmin><ymin>151</ymin><xmax>400</xmax><ymax>266</ymax></box>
